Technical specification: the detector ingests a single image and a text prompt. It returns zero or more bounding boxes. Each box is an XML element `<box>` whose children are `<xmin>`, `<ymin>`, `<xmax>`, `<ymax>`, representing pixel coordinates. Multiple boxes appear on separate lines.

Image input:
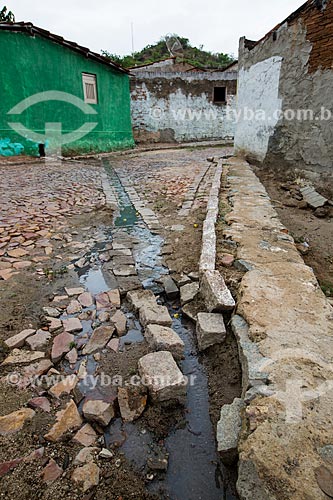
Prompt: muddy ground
<box><xmin>254</xmin><ymin>166</ymin><xmax>333</xmax><ymax>297</ymax></box>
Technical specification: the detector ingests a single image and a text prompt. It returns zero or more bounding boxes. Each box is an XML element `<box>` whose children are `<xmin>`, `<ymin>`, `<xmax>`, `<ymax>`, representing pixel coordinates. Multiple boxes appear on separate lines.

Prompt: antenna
<box><xmin>131</xmin><ymin>22</ymin><xmax>134</xmax><ymax>55</ymax></box>
<box><xmin>165</xmin><ymin>34</ymin><xmax>183</xmax><ymax>57</ymax></box>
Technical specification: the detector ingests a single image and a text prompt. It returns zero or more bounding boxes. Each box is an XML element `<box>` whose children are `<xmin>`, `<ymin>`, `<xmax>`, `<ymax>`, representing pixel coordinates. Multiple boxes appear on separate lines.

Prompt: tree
<box><xmin>102</xmin><ymin>34</ymin><xmax>234</xmax><ymax>70</ymax></box>
<box><xmin>0</xmin><ymin>6</ymin><xmax>15</xmax><ymax>22</ymax></box>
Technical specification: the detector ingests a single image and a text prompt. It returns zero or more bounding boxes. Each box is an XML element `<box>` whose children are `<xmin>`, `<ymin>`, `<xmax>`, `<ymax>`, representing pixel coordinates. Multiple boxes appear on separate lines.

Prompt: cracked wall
<box><xmin>235</xmin><ymin>0</ymin><xmax>333</xmax><ymax>193</ymax></box>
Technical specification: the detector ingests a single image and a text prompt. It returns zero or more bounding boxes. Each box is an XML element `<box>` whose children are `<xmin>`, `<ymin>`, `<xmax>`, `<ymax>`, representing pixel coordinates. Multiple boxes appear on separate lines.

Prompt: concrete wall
<box><xmin>234</xmin><ymin>0</ymin><xmax>333</xmax><ymax>193</ymax></box>
<box><xmin>130</xmin><ymin>72</ymin><xmax>237</xmax><ymax>143</ymax></box>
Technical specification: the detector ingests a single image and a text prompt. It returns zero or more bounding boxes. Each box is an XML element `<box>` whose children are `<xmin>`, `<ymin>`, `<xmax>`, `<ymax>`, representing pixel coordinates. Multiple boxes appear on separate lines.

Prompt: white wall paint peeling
<box><xmin>131</xmin><ymin>83</ymin><xmax>236</xmax><ymax>142</ymax></box>
<box><xmin>234</xmin><ymin>56</ymin><xmax>283</xmax><ymax>160</ymax></box>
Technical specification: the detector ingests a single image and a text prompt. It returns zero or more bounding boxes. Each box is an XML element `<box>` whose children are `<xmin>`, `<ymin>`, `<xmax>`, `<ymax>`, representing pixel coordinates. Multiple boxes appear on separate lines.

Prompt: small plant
<box><xmin>69</xmin><ymin>341</ymin><xmax>76</xmax><ymax>350</ymax></box>
<box><xmin>320</xmin><ymin>281</ymin><xmax>333</xmax><ymax>297</ymax></box>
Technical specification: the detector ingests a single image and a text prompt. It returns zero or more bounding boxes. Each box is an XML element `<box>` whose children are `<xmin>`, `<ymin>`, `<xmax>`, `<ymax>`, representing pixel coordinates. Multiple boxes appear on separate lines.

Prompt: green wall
<box><xmin>0</xmin><ymin>30</ymin><xmax>134</xmax><ymax>156</ymax></box>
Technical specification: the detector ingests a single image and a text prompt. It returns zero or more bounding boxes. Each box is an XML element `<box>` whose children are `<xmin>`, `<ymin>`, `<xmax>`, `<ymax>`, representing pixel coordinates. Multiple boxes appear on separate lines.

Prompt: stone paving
<box><xmin>0</xmin><ymin>160</ymin><xmax>105</xmax><ymax>281</ymax></box>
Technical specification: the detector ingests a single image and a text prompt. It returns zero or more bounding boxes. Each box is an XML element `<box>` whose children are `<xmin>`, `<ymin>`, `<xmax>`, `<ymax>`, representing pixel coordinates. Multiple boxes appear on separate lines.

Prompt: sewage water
<box><xmin>73</xmin><ymin>161</ymin><xmax>237</xmax><ymax>500</ymax></box>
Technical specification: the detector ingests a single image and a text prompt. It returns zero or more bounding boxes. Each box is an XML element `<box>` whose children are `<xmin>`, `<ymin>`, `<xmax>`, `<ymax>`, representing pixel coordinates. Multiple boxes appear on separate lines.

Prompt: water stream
<box><xmin>68</xmin><ymin>160</ymin><xmax>237</xmax><ymax>499</ymax></box>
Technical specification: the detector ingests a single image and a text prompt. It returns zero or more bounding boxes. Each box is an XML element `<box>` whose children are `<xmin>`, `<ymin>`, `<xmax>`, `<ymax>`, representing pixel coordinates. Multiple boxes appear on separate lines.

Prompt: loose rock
<box><xmin>180</xmin><ymin>282</ymin><xmax>199</xmax><ymax>306</ymax></box>
<box><xmin>138</xmin><ymin>351</ymin><xmax>187</xmax><ymax>403</ymax></box>
<box><xmin>0</xmin><ymin>408</ymin><xmax>35</xmax><ymax>436</ymax></box>
<box><xmin>5</xmin><ymin>329</ymin><xmax>36</xmax><ymax>349</ymax></box>
<box><xmin>44</xmin><ymin>400</ymin><xmax>82</xmax><ymax>442</ymax></box>
<box><xmin>139</xmin><ymin>303</ymin><xmax>172</xmax><ymax>328</ymax></box>
<box><xmin>118</xmin><ymin>386</ymin><xmax>147</xmax><ymax>422</ymax></box>
<box><xmin>82</xmin><ymin>325</ymin><xmax>115</xmax><ymax>355</ymax></box>
<box><xmin>217</xmin><ymin>398</ymin><xmax>244</xmax><ymax>464</ymax></box>
<box><xmin>71</xmin><ymin>462</ymin><xmax>100</xmax><ymax>493</ymax></box>
<box><xmin>82</xmin><ymin>399</ymin><xmax>114</xmax><ymax>426</ymax></box>
<box><xmin>145</xmin><ymin>324</ymin><xmax>184</xmax><ymax>359</ymax></box>
<box><xmin>196</xmin><ymin>313</ymin><xmax>226</xmax><ymax>351</ymax></box>
<box><xmin>51</xmin><ymin>331</ymin><xmax>74</xmax><ymax>363</ymax></box>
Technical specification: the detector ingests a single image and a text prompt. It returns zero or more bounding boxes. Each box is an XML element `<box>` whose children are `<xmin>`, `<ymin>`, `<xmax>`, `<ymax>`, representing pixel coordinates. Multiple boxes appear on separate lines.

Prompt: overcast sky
<box><xmin>7</xmin><ymin>0</ymin><xmax>305</xmax><ymax>57</ymax></box>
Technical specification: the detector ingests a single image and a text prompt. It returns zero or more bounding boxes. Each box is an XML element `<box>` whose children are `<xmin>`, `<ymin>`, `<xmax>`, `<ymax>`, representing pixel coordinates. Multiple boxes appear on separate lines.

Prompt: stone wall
<box><xmin>130</xmin><ymin>72</ymin><xmax>237</xmax><ymax>143</ymax></box>
<box><xmin>234</xmin><ymin>0</ymin><xmax>333</xmax><ymax>194</ymax></box>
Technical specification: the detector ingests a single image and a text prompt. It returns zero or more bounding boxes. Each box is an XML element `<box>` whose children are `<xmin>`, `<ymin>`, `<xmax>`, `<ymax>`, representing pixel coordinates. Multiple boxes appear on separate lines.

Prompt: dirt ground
<box><xmin>253</xmin><ymin>166</ymin><xmax>333</xmax><ymax>297</ymax></box>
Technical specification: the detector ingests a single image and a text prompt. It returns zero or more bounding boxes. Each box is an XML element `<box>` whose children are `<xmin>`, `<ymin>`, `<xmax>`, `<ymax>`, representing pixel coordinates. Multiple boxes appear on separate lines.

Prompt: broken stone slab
<box><xmin>116</xmin><ymin>276</ymin><xmax>142</xmax><ymax>295</ymax></box>
<box><xmin>65</xmin><ymin>347</ymin><xmax>78</xmax><ymax>364</ymax></box>
<box><xmin>196</xmin><ymin>313</ymin><xmax>226</xmax><ymax>351</ymax></box>
<box><xmin>127</xmin><ymin>289</ymin><xmax>156</xmax><ymax>311</ymax></box>
<box><xmin>231</xmin><ymin>315</ymin><xmax>270</xmax><ymax>393</ymax></box>
<box><xmin>67</xmin><ymin>300</ymin><xmax>82</xmax><ymax>315</ymax></box>
<box><xmin>51</xmin><ymin>331</ymin><xmax>75</xmax><ymax>363</ymax></box>
<box><xmin>200</xmin><ymin>270</ymin><xmax>235</xmax><ymax>312</ymax></box>
<box><xmin>234</xmin><ymin>259</ymin><xmax>254</xmax><ymax>272</ymax></box>
<box><xmin>82</xmin><ymin>399</ymin><xmax>114</xmax><ymax>426</ymax></box>
<box><xmin>5</xmin><ymin>329</ymin><xmax>36</xmax><ymax>349</ymax></box>
<box><xmin>113</xmin><ymin>265</ymin><xmax>137</xmax><ymax>277</ymax></box>
<box><xmin>107</xmin><ymin>338</ymin><xmax>120</xmax><ymax>352</ymax></box>
<box><xmin>138</xmin><ymin>351</ymin><xmax>187</xmax><ymax>403</ymax></box>
<box><xmin>107</xmin><ymin>289</ymin><xmax>121</xmax><ymax>308</ymax></box>
<box><xmin>62</xmin><ymin>317</ymin><xmax>83</xmax><ymax>333</ymax></box>
<box><xmin>98</xmin><ymin>310</ymin><xmax>110</xmax><ymax>323</ymax></box>
<box><xmin>41</xmin><ymin>459</ymin><xmax>63</xmax><ymax>482</ymax></box>
<box><xmin>28</xmin><ymin>397</ymin><xmax>51</xmax><ymax>413</ymax></box>
<box><xmin>26</xmin><ymin>330</ymin><xmax>51</xmax><ymax>351</ymax></box>
<box><xmin>162</xmin><ymin>276</ymin><xmax>179</xmax><ymax>300</ymax></box>
<box><xmin>73</xmin><ymin>447</ymin><xmax>99</xmax><ymax>465</ymax></box>
<box><xmin>0</xmin><ymin>408</ymin><xmax>35</xmax><ymax>436</ymax></box>
<box><xmin>95</xmin><ymin>292</ymin><xmax>112</xmax><ymax>310</ymax></box>
<box><xmin>65</xmin><ymin>287</ymin><xmax>85</xmax><ymax>297</ymax></box>
<box><xmin>82</xmin><ymin>325</ymin><xmax>115</xmax><ymax>355</ymax></box>
<box><xmin>139</xmin><ymin>303</ymin><xmax>173</xmax><ymax>328</ymax></box>
<box><xmin>217</xmin><ymin>398</ymin><xmax>245</xmax><ymax>465</ymax></box>
<box><xmin>180</xmin><ymin>282</ymin><xmax>200</xmax><ymax>306</ymax></box>
<box><xmin>73</xmin><ymin>423</ymin><xmax>98</xmax><ymax>447</ymax></box>
<box><xmin>16</xmin><ymin>359</ymin><xmax>53</xmax><ymax>388</ymax></box>
<box><xmin>188</xmin><ymin>271</ymin><xmax>199</xmax><ymax>281</ymax></box>
<box><xmin>78</xmin><ymin>292</ymin><xmax>94</xmax><ymax>308</ymax></box>
<box><xmin>174</xmin><ymin>274</ymin><xmax>191</xmax><ymax>287</ymax></box>
<box><xmin>300</xmin><ymin>185</ymin><xmax>328</xmax><ymax>209</ymax></box>
<box><xmin>42</xmin><ymin>307</ymin><xmax>61</xmax><ymax>318</ymax></box>
<box><xmin>111</xmin><ymin>310</ymin><xmax>127</xmax><ymax>336</ymax></box>
<box><xmin>71</xmin><ymin>462</ymin><xmax>100</xmax><ymax>493</ymax></box>
<box><xmin>46</xmin><ymin>317</ymin><xmax>63</xmax><ymax>333</ymax></box>
<box><xmin>118</xmin><ymin>386</ymin><xmax>147</xmax><ymax>422</ymax></box>
<box><xmin>49</xmin><ymin>375</ymin><xmax>78</xmax><ymax>398</ymax></box>
<box><xmin>45</xmin><ymin>400</ymin><xmax>82</xmax><ymax>442</ymax></box>
<box><xmin>144</xmin><ymin>324</ymin><xmax>184</xmax><ymax>360</ymax></box>
<box><xmin>112</xmin><ymin>255</ymin><xmax>135</xmax><ymax>266</ymax></box>
<box><xmin>2</xmin><ymin>349</ymin><xmax>45</xmax><ymax>365</ymax></box>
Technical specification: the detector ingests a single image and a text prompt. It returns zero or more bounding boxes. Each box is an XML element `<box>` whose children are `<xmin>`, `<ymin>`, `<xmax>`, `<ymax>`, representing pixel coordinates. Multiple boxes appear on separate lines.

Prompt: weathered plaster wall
<box><xmin>234</xmin><ymin>57</ymin><xmax>282</xmax><ymax>161</ymax></box>
<box><xmin>235</xmin><ymin>0</ymin><xmax>333</xmax><ymax>192</ymax></box>
<box><xmin>131</xmin><ymin>73</ymin><xmax>237</xmax><ymax>143</ymax></box>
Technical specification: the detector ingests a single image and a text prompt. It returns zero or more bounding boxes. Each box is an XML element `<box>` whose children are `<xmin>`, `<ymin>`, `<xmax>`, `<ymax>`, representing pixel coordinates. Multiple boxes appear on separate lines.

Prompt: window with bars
<box><xmin>82</xmin><ymin>73</ymin><xmax>98</xmax><ymax>104</ymax></box>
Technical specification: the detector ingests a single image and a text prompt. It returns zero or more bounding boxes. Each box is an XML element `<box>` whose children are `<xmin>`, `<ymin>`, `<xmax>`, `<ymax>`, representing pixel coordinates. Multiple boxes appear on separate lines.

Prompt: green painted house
<box><xmin>0</xmin><ymin>22</ymin><xmax>134</xmax><ymax>156</ymax></box>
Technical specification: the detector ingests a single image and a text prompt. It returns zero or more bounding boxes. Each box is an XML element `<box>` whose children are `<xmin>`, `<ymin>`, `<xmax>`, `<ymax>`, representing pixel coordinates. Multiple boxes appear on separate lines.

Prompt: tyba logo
<box><xmin>7</xmin><ymin>91</ymin><xmax>98</xmax><ymax>154</ymax></box>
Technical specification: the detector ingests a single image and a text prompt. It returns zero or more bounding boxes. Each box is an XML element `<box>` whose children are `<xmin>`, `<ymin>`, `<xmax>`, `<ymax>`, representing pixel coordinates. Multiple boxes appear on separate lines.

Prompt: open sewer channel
<box><xmin>60</xmin><ymin>161</ymin><xmax>237</xmax><ymax>499</ymax></box>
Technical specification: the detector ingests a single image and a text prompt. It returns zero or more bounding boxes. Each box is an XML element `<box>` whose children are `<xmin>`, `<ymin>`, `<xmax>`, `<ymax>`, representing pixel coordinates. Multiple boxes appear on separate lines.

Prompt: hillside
<box><xmin>102</xmin><ymin>35</ymin><xmax>235</xmax><ymax>69</ymax></box>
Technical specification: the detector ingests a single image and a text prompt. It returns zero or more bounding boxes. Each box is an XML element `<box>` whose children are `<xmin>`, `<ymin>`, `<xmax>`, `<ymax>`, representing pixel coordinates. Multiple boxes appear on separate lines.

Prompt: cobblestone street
<box><xmin>0</xmin><ymin>146</ymin><xmax>240</xmax><ymax>500</ymax></box>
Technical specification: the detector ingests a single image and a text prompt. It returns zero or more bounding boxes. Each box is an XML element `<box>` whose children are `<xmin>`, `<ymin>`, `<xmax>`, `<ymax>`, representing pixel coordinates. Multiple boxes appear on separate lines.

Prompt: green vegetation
<box><xmin>102</xmin><ymin>35</ymin><xmax>235</xmax><ymax>69</ymax></box>
<box><xmin>0</xmin><ymin>5</ymin><xmax>15</xmax><ymax>22</ymax></box>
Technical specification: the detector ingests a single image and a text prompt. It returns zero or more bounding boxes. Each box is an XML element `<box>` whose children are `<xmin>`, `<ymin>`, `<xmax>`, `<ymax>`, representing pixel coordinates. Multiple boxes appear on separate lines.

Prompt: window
<box><xmin>213</xmin><ymin>86</ymin><xmax>227</xmax><ymax>104</ymax></box>
<box><xmin>82</xmin><ymin>73</ymin><xmax>98</xmax><ymax>104</ymax></box>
